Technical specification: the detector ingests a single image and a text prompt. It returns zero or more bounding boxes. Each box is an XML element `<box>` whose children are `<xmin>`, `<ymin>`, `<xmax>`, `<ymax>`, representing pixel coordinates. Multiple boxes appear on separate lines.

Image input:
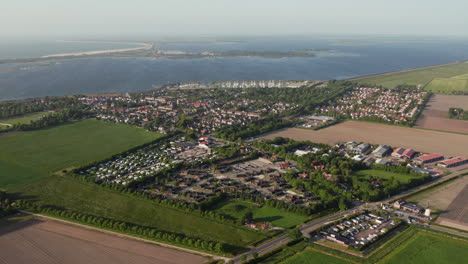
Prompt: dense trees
<box><xmin>214</xmin><ymin>116</ymin><xmax>293</xmax><ymax>140</ymax></box>
<box><xmin>448</xmin><ymin>108</ymin><xmax>468</xmax><ymax>120</ymax></box>
<box><xmin>13</xmin><ymin>108</ymin><xmax>92</xmax><ymax>130</ymax></box>
<box><xmin>0</xmin><ymin>97</ymin><xmax>82</xmax><ymax>118</ymax></box>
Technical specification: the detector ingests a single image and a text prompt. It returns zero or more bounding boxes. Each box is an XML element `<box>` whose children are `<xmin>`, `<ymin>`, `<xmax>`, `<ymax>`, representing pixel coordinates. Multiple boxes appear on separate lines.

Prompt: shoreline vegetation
<box><xmin>0</xmin><ymin>40</ymin><xmax>319</xmax><ymax>64</ymax></box>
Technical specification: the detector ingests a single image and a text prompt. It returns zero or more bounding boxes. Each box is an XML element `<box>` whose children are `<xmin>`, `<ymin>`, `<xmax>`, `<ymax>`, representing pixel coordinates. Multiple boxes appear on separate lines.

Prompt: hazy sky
<box><xmin>2</xmin><ymin>0</ymin><xmax>468</xmax><ymax>38</ymax></box>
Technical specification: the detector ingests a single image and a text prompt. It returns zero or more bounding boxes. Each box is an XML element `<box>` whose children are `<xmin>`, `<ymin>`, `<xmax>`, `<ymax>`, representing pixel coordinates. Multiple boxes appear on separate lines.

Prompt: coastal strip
<box><xmin>40</xmin><ymin>41</ymin><xmax>153</xmax><ymax>58</ymax></box>
<box><xmin>347</xmin><ymin>60</ymin><xmax>468</xmax><ymax>81</ymax></box>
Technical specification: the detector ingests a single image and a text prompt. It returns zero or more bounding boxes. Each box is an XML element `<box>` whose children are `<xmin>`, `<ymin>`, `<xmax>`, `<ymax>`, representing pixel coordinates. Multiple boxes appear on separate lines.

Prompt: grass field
<box><xmin>282</xmin><ymin>249</ymin><xmax>352</xmax><ymax>264</ymax></box>
<box><xmin>353</xmin><ymin>169</ymin><xmax>424</xmax><ymax>183</ymax></box>
<box><xmin>380</xmin><ymin>232</ymin><xmax>468</xmax><ymax>264</ymax></box>
<box><xmin>452</xmin><ymin>73</ymin><xmax>468</xmax><ymax>79</ymax></box>
<box><xmin>424</xmin><ymin>78</ymin><xmax>468</xmax><ymax>93</ymax></box>
<box><xmin>12</xmin><ymin>176</ymin><xmax>265</xmax><ymax>248</ymax></box>
<box><xmin>211</xmin><ymin>200</ymin><xmax>308</xmax><ymax>228</ymax></box>
<box><xmin>356</xmin><ymin>62</ymin><xmax>468</xmax><ymax>90</ymax></box>
<box><xmin>0</xmin><ymin>119</ymin><xmax>163</xmax><ymax>189</ymax></box>
<box><xmin>0</xmin><ymin>111</ymin><xmax>54</xmax><ymax>130</ymax></box>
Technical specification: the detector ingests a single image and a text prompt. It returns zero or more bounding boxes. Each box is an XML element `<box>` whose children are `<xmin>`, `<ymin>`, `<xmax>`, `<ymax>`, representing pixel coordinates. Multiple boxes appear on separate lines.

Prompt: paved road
<box><xmin>231</xmin><ymin>171</ymin><xmax>467</xmax><ymax>263</ymax></box>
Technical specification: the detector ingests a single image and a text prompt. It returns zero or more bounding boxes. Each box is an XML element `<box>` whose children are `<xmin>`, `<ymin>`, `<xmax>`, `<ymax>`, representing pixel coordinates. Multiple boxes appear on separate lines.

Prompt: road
<box><xmin>231</xmin><ymin>170</ymin><xmax>467</xmax><ymax>263</ymax></box>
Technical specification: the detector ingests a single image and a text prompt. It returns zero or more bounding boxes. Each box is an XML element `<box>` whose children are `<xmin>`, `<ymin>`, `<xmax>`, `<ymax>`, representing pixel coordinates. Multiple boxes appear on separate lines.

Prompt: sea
<box><xmin>1</xmin><ymin>36</ymin><xmax>468</xmax><ymax>101</ymax></box>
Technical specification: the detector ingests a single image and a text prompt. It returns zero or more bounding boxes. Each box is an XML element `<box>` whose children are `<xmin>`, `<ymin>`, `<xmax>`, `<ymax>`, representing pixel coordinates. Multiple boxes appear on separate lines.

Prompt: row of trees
<box><xmin>0</xmin><ymin>191</ymin><xmax>16</xmax><ymax>217</ymax></box>
<box><xmin>13</xmin><ymin>108</ymin><xmax>92</xmax><ymax>130</ymax></box>
<box><xmin>14</xmin><ymin>199</ymin><xmax>231</xmax><ymax>254</ymax></box>
<box><xmin>214</xmin><ymin>116</ymin><xmax>293</xmax><ymax>141</ymax></box>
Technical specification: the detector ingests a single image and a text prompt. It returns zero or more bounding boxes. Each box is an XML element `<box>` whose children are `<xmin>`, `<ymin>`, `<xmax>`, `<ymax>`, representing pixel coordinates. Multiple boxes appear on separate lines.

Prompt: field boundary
<box><xmin>19</xmin><ymin>210</ymin><xmax>229</xmax><ymax>262</ymax></box>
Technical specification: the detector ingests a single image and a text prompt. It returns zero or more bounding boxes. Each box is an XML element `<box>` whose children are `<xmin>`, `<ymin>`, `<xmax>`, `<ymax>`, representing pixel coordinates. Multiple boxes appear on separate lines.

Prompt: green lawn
<box><xmin>0</xmin><ymin>111</ymin><xmax>54</xmax><ymax>130</ymax></box>
<box><xmin>424</xmin><ymin>78</ymin><xmax>468</xmax><ymax>93</ymax></box>
<box><xmin>211</xmin><ymin>200</ymin><xmax>308</xmax><ymax>228</ymax></box>
<box><xmin>282</xmin><ymin>249</ymin><xmax>352</xmax><ymax>264</ymax></box>
<box><xmin>0</xmin><ymin>119</ymin><xmax>163</xmax><ymax>189</ymax></box>
<box><xmin>354</xmin><ymin>169</ymin><xmax>423</xmax><ymax>183</ymax></box>
<box><xmin>357</xmin><ymin>62</ymin><xmax>468</xmax><ymax>90</ymax></box>
<box><xmin>12</xmin><ymin>176</ymin><xmax>265</xmax><ymax>248</ymax></box>
<box><xmin>380</xmin><ymin>232</ymin><xmax>468</xmax><ymax>264</ymax></box>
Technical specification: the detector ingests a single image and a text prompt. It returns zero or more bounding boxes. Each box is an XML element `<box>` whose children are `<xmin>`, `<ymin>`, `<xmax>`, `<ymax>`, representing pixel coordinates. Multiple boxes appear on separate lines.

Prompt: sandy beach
<box><xmin>41</xmin><ymin>41</ymin><xmax>152</xmax><ymax>58</ymax></box>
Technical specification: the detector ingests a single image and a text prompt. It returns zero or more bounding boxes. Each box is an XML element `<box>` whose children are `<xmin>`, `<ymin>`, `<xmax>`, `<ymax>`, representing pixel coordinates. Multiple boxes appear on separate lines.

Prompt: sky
<box><xmin>2</xmin><ymin>0</ymin><xmax>468</xmax><ymax>39</ymax></box>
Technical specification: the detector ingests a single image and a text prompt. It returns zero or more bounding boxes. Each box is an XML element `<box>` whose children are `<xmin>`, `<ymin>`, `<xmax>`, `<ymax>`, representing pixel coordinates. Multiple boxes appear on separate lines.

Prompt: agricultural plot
<box><xmin>437</xmin><ymin>184</ymin><xmax>468</xmax><ymax>231</ymax></box>
<box><xmin>282</xmin><ymin>249</ymin><xmax>352</xmax><ymax>264</ymax></box>
<box><xmin>0</xmin><ymin>119</ymin><xmax>163</xmax><ymax>189</ymax></box>
<box><xmin>380</xmin><ymin>232</ymin><xmax>468</xmax><ymax>264</ymax></box>
<box><xmin>453</xmin><ymin>73</ymin><xmax>468</xmax><ymax>79</ymax></box>
<box><xmin>356</xmin><ymin>62</ymin><xmax>468</xmax><ymax>90</ymax></box>
<box><xmin>424</xmin><ymin>78</ymin><xmax>468</xmax><ymax>93</ymax></box>
<box><xmin>263</xmin><ymin>121</ymin><xmax>468</xmax><ymax>157</ymax></box>
<box><xmin>415</xmin><ymin>94</ymin><xmax>468</xmax><ymax>134</ymax></box>
<box><xmin>0</xmin><ymin>218</ymin><xmax>208</xmax><ymax>264</ymax></box>
<box><xmin>210</xmin><ymin>200</ymin><xmax>308</xmax><ymax>228</ymax></box>
<box><xmin>12</xmin><ymin>176</ymin><xmax>266</xmax><ymax>248</ymax></box>
<box><xmin>353</xmin><ymin>169</ymin><xmax>423</xmax><ymax>184</ymax></box>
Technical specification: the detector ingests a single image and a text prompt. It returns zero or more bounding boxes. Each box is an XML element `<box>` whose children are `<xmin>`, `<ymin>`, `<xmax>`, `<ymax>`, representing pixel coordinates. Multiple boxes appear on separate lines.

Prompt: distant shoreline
<box><xmin>40</xmin><ymin>41</ymin><xmax>152</xmax><ymax>58</ymax></box>
<box><xmin>347</xmin><ymin>60</ymin><xmax>468</xmax><ymax>81</ymax></box>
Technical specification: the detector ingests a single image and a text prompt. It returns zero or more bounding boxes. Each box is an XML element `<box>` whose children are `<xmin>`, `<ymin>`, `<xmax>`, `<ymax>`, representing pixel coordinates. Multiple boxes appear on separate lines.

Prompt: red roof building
<box><xmin>415</xmin><ymin>153</ymin><xmax>444</xmax><ymax>164</ymax></box>
<box><xmin>438</xmin><ymin>157</ymin><xmax>468</xmax><ymax>168</ymax></box>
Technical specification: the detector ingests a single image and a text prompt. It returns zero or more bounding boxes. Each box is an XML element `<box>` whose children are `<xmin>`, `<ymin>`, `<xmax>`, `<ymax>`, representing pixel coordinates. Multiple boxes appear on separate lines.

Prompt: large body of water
<box><xmin>1</xmin><ymin>37</ymin><xmax>468</xmax><ymax>101</ymax></box>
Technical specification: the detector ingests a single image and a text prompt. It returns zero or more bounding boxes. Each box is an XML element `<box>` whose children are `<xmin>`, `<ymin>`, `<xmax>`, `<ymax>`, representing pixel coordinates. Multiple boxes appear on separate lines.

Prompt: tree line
<box><xmin>14</xmin><ymin>199</ymin><xmax>231</xmax><ymax>254</ymax></box>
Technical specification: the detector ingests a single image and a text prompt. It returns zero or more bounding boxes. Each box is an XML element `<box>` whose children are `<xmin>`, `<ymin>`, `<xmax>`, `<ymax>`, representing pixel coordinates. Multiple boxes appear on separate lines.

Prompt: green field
<box><xmin>282</xmin><ymin>249</ymin><xmax>352</xmax><ymax>264</ymax></box>
<box><xmin>452</xmin><ymin>73</ymin><xmax>468</xmax><ymax>79</ymax></box>
<box><xmin>381</xmin><ymin>232</ymin><xmax>468</xmax><ymax>264</ymax></box>
<box><xmin>0</xmin><ymin>119</ymin><xmax>163</xmax><ymax>189</ymax></box>
<box><xmin>424</xmin><ymin>78</ymin><xmax>468</xmax><ymax>93</ymax></box>
<box><xmin>211</xmin><ymin>200</ymin><xmax>308</xmax><ymax>228</ymax></box>
<box><xmin>357</xmin><ymin>62</ymin><xmax>468</xmax><ymax>90</ymax></box>
<box><xmin>353</xmin><ymin>169</ymin><xmax>423</xmax><ymax>183</ymax></box>
<box><xmin>13</xmin><ymin>176</ymin><xmax>265</xmax><ymax>247</ymax></box>
<box><xmin>0</xmin><ymin>111</ymin><xmax>54</xmax><ymax>125</ymax></box>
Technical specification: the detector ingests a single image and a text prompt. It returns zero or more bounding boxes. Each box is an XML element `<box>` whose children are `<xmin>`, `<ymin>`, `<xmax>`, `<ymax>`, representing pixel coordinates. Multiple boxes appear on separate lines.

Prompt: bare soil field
<box><xmin>437</xmin><ymin>184</ymin><xmax>468</xmax><ymax>231</ymax></box>
<box><xmin>262</xmin><ymin>121</ymin><xmax>468</xmax><ymax>157</ymax></box>
<box><xmin>0</xmin><ymin>218</ymin><xmax>208</xmax><ymax>264</ymax></box>
<box><xmin>409</xmin><ymin>176</ymin><xmax>468</xmax><ymax>212</ymax></box>
<box><xmin>416</xmin><ymin>95</ymin><xmax>468</xmax><ymax>134</ymax></box>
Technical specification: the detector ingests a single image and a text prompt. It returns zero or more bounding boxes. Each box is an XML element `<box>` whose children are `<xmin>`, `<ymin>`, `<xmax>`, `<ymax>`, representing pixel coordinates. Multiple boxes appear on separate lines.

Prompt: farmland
<box><xmin>262</xmin><ymin>121</ymin><xmax>468</xmax><ymax>157</ymax></box>
<box><xmin>437</xmin><ymin>184</ymin><xmax>468</xmax><ymax>231</ymax></box>
<box><xmin>0</xmin><ymin>119</ymin><xmax>163</xmax><ymax>189</ymax></box>
<box><xmin>211</xmin><ymin>200</ymin><xmax>308</xmax><ymax>228</ymax></box>
<box><xmin>282</xmin><ymin>249</ymin><xmax>352</xmax><ymax>264</ymax></box>
<box><xmin>424</xmin><ymin>78</ymin><xmax>468</xmax><ymax>93</ymax></box>
<box><xmin>353</xmin><ymin>169</ymin><xmax>424</xmax><ymax>184</ymax></box>
<box><xmin>415</xmin><ymin>94</ymin><xmax>468</xmax><ymax>134</ymax></box>
<box><xmin>380</xmin><ymin>232</ymin><xmax>468</xmax><ymax>264</ymax></box>
<box><xmin>12</xmin><ymin>176</ymin><xmax>266</xmax><ymax>248</ymax></box>
<box><xmin>0</xmin><ymin>218</ymin><xmax>208</xmax><ymax>264</ymax></box>
<box><xmin>355</xmin><ymin>61</ymin><xmax>468</xmax><ymax>91</ymax></box>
